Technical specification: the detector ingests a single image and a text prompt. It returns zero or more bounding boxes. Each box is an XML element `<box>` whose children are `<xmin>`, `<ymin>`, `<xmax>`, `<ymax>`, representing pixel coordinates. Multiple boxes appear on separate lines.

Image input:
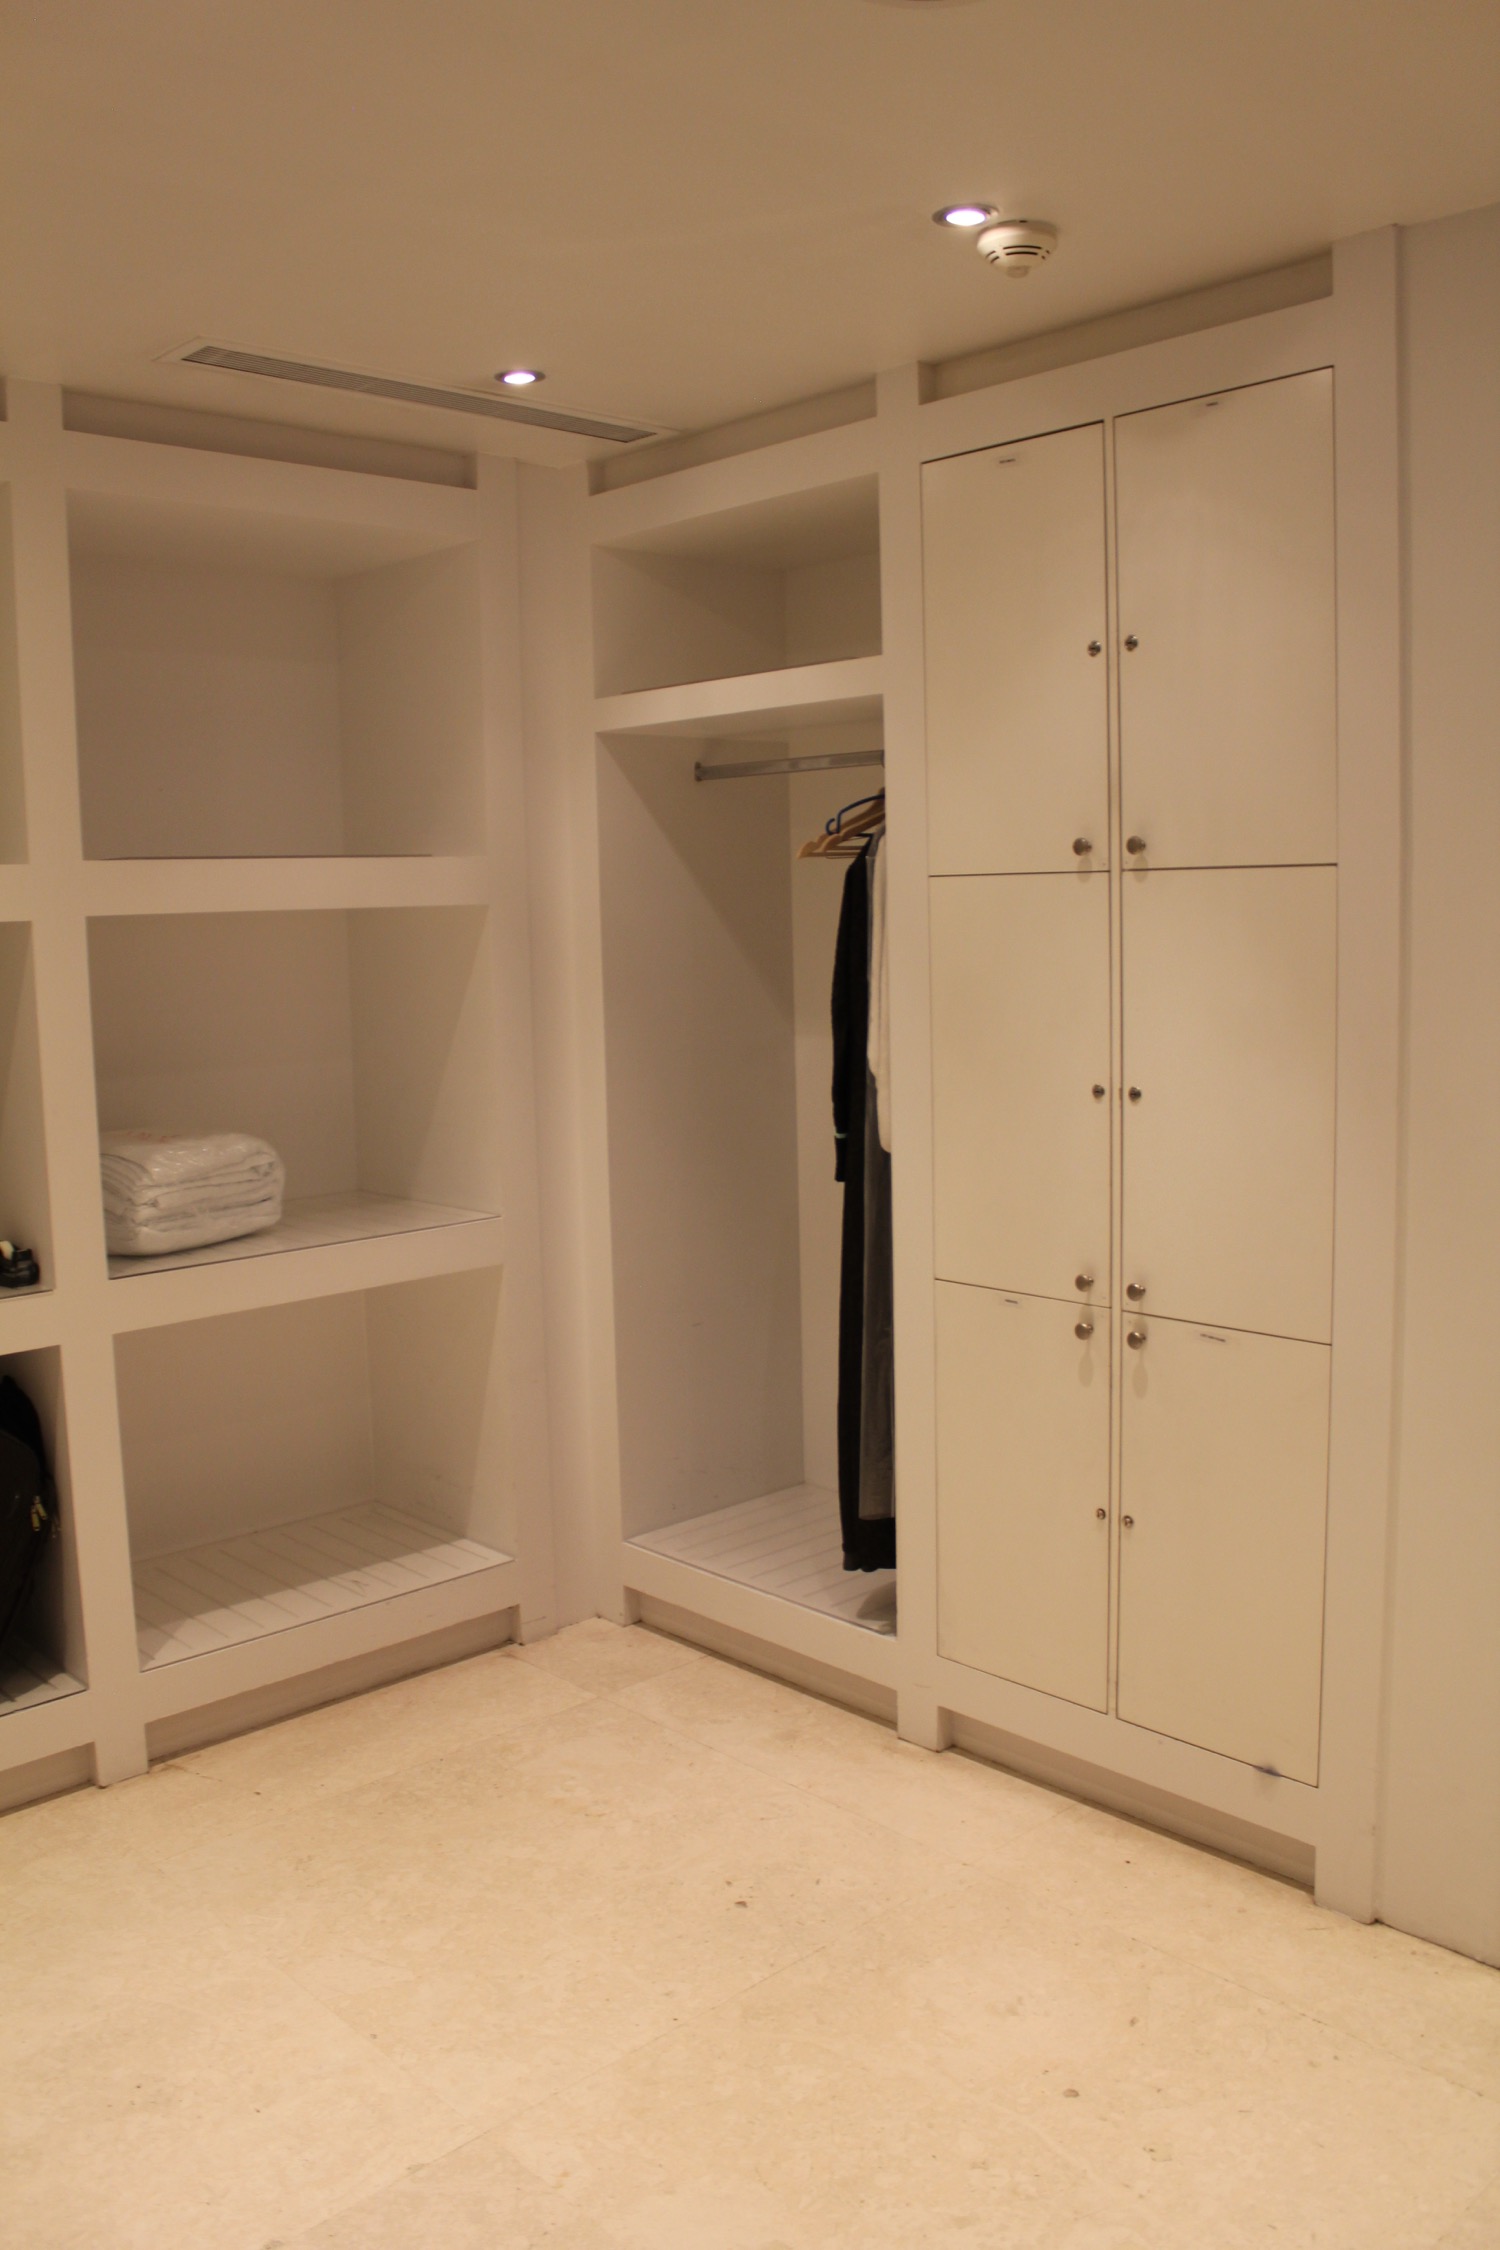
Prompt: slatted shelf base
<box><xmin>132</xmin><ymin>1501</ymin><xmax>512</xmax><ymax>1670</ymax></box>
<box><xmin>631</xmin><ymin>1483</ymin><xmax>896</xmax><ymax>1633</ymax></box>
<box><xmin>108</xmin><ymin>1190</ymin><xmax>495</xmax><ymax>1280</ymax></box>
<box><xmin>0</xmin><ymin>1648</ymin><xmax>85</xmax><ymax>1715</ymax></box>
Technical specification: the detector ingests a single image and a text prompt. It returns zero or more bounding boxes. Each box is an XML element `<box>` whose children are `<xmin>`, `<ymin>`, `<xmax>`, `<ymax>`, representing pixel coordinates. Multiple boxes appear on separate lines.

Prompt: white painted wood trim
<box><xmin>138</xmin><ymin>1558</ymin><xmax>521</xmax><ymax>1721</ymax></box>
<box><xmin>60</xmin><ymin>426</ymin><xmax>479</xmax><ymax>535</ymax></box>
<box><xmin>621</xmin><ymin>1541</ymin><xmax>901</xmax><ymax>1692</ymax></box>
<box><xmin>585</xmin><ymin>417</ymin><xmax>880</xmax><ymax>544</ymax></box>
<box><xmin>593</xmin><ymin>655</ymin><xmax>884</xmax><ymax>740</ymax></box>
<box><xmin>1315</xmin><ymin>229</ymin><xmax>1406</xmax><ymax>1920</ymax></box>
<box><xmin>0</xmin><ymin>1683</ymin><xmax>98</xmax><ymax>1769</ymax></box>
<box><xmin>82</xmin><ymin>857</ymin><xmax>492</xmax><ymax>917</ymax></box>
<box><xmin>102</xmin><ymin>1217</ymin><xmax>504</xmax><ymax>1334</ymax></box>
<box><xmin>914</xmin><ymin>297</ymin><xmax>1337</xmax><ymax>465</ymax></box>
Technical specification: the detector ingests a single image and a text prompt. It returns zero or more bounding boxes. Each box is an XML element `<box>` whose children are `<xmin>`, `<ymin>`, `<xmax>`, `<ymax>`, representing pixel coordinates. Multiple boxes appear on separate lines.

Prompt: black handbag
<box><xmin>0</xmin><ymin>1376</ymin><xmax>59</xmax><ymax>1663</ymax></box>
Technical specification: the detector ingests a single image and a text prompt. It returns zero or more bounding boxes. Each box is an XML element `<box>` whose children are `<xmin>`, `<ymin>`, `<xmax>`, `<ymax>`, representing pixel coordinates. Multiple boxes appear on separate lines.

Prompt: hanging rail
<box><xmin>694</xmin><ymin>748</ymin><xmax>884</xmax><ymax>784</ymax></box>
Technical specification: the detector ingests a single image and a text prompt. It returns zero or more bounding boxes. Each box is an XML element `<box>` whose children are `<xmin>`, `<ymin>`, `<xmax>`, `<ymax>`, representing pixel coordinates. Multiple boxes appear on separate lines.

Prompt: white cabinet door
<box><xmin>1117</xmin><ymin>1315</ymin><xmax>1329</xmax><ymax>1783</ymax></box>
<box><xmin>1115</xmin><ymin>370</ymin><xmax>1336</xmax><ymax>870</ymax></box>
<box><xmin>924</xmin><ymin>425</ymin><xmax>1109</xmax><ymax>876</ymax></box>
<box><xmin>936</xmin><ymin>1281</ymin><xmax>1111</xmax><ymax>1709</ymax></box>
<box><xmin>931</xmin><ymin>873</ymin><xmax>1111</xmax><ymax>1302</ymax></box>
<box><xmin>1123</xmin><ymin>866</ymin><xmax>1336</xmax><ymax>1343</ymax></box>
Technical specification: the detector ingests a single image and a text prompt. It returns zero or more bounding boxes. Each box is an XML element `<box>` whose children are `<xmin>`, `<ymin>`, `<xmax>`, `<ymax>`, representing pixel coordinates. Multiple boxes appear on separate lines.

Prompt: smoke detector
<box><xmin>975</xmin><ymin>219</ymin><xmax>1058</xmax><ymax>276</ymax></box>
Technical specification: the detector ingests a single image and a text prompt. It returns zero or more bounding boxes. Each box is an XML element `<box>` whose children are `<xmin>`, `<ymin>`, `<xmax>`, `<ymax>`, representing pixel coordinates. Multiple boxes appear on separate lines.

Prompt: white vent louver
<box><xmin>166</xmin><ymin>343</ymin><xmax>662</xmax><ymax>445</ymax></box>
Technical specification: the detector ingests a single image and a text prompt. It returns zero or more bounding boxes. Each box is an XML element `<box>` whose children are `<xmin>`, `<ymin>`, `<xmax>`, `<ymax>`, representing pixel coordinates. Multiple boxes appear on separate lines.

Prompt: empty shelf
<box><xmin>133</xmin><ymin>1501</ymin><xmax>512</xmax><ymax>1670</ymax></box>
<box><xmin>631</xmin><ymin>1483</ymin><xmax>896</xmax><ymax>1633</ymax></box>
<box><xmin>0</xmin><ymin>1648</ymin><xmax>85</xmax><ymax>1714</ymax></box>
<box><xmin>108</xmin><ymin>1191</ymin><xmax>495</xmax><ymax>1279</ymax></box>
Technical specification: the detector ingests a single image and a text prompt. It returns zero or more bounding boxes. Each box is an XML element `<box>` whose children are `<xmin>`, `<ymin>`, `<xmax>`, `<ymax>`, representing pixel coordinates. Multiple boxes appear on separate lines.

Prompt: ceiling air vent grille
<box><xmin>170</xmin><ymin>343</ymin><xmax>661</xmax><ymax>445</ymax></box>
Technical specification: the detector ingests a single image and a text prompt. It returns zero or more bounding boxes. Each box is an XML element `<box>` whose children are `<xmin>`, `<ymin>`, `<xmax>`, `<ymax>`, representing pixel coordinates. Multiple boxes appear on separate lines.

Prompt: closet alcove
<box><xmin>114</xmin><ymin>1268</ymin><xmax>511</xmax><ymax>1676</ymax></box>
<box><xmin>591</xmin><ymin>475</ymin><xmax>881</xmax><ymax>697</ymax></box>
<box><xmin>67</xmin><ymin>487</ymin><xmax>484</xmax><ymax>861</ymax></box>
<box><xmin>598</xmin><ymin>715</ymin><xmax>893</xmax><ymax>1631</ymax></box>
<box><xmin>87</xmin><ymin>905</ymin><xmax>502</xmax><ymax>1275</ymax></box>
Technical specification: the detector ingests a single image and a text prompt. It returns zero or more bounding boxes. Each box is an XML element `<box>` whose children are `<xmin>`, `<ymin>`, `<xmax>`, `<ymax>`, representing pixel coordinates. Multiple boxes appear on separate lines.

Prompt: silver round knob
<box><xmin>1075</xmin><ymin>1273</ymin><xmax>1095</xmax><ymax>1293</ymax></box>
<box><xmin>1087</xmin><ymin>640</ymin><xmax>1102</xmax><ymax>656</ymax></box>
<box><xmin>1127</xmin><ymin>1282</ymin><xmax>1147</xmax><ymax>1301</ymax></box>
<box><xmin>1075</xmin><ymin>1320</ymin><xmax>1094</xmax><ymax>1341</ymax></box>
<box><xmin>1092</xmin><ymin>1083</ymin><xmax>1107</xmax><ymax>1099</ymax></box>
<box><xmin>1128</xmin><ymin>1086</ymin><xmax>1143</xmax><ymax>1102</ymax></box>
<box><xmin>1072</xmin><ymin>837</ymin><xmax>1093</xmax><ymax>856</ymax></box>
<box><xmin>1127</xmin><ymin>1329</ymin><xmax>1147</xmax><ymax>1350</ymax></box>
<box><xmin>1122</xmin><ymin>1513</ymin><xmax>1136</xmax><ymax>1528</ymax></box>
<box><xmin>1124</xmin><ymin>634</ymin><xmax>1139</xmax><ymax>651</ymax></box>
<box><xmin>1126</xmin><ymin>835</ymin><xmax>1147</xmax><ymax>855</ymax></box>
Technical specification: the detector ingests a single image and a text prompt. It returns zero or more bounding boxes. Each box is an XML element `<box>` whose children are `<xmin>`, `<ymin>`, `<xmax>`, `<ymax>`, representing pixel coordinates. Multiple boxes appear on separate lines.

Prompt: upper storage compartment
<box><xmin>592</xmin><ymin>475</ymin><xmax>881</xmax><ymax>697</ymax></box>
<box><xmin>1114</xmin><ymin>369</ymin><xmax>1337</xmax><ymax>869</ymax></box>
<box><xmin>68</xmin><ymin>487</ymin><xmax>485</xmax><ymax>859</ymax></box>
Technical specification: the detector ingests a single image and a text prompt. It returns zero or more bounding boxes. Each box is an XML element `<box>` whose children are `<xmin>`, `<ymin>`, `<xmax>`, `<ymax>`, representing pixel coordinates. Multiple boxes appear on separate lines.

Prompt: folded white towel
<box><xmin>101</xmin><ymin>1131</ymin><xmax>285</xmax><ymax>1257</ymax></box>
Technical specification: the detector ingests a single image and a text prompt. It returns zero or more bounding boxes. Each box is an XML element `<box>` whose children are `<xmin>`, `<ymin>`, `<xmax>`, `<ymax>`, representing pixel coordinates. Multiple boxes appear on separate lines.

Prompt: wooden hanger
<box><xmin>797</xmin><ymin>792</ymin><xmax>886</xmax><ymax>860</ymax></box>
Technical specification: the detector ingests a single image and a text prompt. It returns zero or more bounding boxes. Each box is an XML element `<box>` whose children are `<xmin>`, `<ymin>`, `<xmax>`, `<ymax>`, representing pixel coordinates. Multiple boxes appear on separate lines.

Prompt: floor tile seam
<box><xmin>1101</xmin><ymin>1917</ymin><xmax>1500</xmax><ymax>2109</ymax></box>
<box><xmin>484</xmin><ymin>1933</ymin><xmax>849</xmax><ymax>2139</ymax></box>
<box><xmin>595</xmin><ymin>1687</ymin><xmax>1073</xmax><ymax>1865</ymax></box>
<box><xmin>251</xmin><ymin>1951</ymin><xmax>511</xmax><ymax>2150</ymax></box>
<box><xmin>278</xmin><ymin>2118</ymin><xmax>510</xmax><ymax>2246</ymax></box>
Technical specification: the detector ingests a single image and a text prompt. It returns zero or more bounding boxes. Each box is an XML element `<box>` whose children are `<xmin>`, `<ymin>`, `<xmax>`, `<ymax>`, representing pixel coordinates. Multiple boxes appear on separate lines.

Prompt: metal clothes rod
<box><xmin>694</xmin><ymin>748</ymin><xmax>885</xmax><ymax>783</ymax></box>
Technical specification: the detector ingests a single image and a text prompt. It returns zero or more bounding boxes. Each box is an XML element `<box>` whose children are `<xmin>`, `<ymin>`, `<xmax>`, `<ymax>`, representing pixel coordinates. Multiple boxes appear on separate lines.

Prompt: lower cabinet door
<box><xmin>936</xmin><ymin>1280</ymin><xmax>1110</xmax><ymax>1710</ymax></box>
<box><xmin>1117</xmin><ymin>1314</ymin><xmax>1330</xmax><ymax>1783</ymax></box>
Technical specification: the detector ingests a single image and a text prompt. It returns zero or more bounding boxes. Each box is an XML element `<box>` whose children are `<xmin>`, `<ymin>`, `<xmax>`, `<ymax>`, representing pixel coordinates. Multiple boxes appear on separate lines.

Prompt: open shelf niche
<box><xmin>592</xmin><ymin>475</ymin><xmax>881</xmax><ymax>698</ymax></box>
<box><xmin>114</xmin><ymin>1268</ymin><xmax>510</xmax><ymax>1670</ymax></box>
<box><xmin>87</xmin><ymin>905</ymin><xmax>501</xmax><ymax>1276</ymax></box>
<box><xmin>68</xmin><ymin>486</ymin><xmax>485</xmax><ymax>860</ymax></box>
<box><xmin>0</xmin><ymin>1347</ymin><xmax>87</xmax><ymax>1716</ymax></box>
<box><xmin>598</xmin><ymin>708</ymin><xmax>895</xmax><ymax>1635</ymax></box>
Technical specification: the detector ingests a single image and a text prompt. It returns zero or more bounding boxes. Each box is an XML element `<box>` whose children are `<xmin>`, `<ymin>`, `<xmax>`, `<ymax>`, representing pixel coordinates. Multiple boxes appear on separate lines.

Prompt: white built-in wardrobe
<box><xmin>540</xmin><ymin>243</ymin><xmax>1402</xmax><ymax>1921</ymax></box>
<box><xmin>925</xmin><ymin>371</ymin><xmax>1337</xmax><ymax>1784</ymax></box>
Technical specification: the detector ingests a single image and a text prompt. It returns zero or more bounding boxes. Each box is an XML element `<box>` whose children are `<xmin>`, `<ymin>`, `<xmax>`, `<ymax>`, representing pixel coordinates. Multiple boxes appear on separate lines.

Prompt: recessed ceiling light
<box><xmin>497</xmin><ymin>368</ymin><xmax>544</xmax><ymax>387</ymax></box>
<box><xmin>933</xmin><ymin>204</ymin><xmax>998</xmax><ymax>229</ymax></box>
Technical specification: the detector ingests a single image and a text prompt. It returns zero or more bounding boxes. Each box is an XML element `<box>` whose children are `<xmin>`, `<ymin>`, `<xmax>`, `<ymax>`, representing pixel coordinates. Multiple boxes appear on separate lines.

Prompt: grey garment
<box><xmin>858</xmin><ymin>1068</ymin><xmax>895</xmax><ymax>1522</ymax></box>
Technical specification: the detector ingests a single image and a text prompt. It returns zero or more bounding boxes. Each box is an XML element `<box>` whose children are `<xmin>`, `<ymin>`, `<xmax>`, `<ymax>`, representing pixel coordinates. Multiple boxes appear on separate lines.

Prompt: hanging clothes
<box><xmin>867</xmin><ymin>830</ymin><xmax>891</xmax><ymax>1153</ymax></box>
<box><xmin>832</xmin><ymin>836</ymin><xmax>896</xmax><ymax>1573</ymax></box>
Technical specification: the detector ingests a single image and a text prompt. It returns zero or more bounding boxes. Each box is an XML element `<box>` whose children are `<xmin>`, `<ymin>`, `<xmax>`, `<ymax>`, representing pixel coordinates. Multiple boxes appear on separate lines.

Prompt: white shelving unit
<box><xmin>0</xmin><ymin>385</ymin><xmax>555</xmax><ymax>1808</ymax></box>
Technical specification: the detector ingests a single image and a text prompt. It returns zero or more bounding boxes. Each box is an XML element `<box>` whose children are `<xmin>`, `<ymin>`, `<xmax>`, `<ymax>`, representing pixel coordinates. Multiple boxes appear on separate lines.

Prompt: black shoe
<box><xmin>0</xmin><ymin>1242</ymin><xmax>40</xmax><ymax>1289</ymax></box>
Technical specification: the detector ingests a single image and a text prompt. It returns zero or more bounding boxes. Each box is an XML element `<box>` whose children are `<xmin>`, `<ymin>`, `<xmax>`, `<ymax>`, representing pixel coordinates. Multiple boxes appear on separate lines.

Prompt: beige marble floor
<box><xmin>3</xmin><ymin>1622</ymin><xmax>1499</xmax><ymax>2250</ymax></box>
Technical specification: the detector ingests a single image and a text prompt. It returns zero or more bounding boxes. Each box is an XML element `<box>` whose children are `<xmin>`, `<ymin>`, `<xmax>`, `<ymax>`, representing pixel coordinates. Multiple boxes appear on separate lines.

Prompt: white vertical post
<box><xmin>1316</xmin><ymin>228</ymin><xmax>1404</xmax><ymax>1918</ymax></box>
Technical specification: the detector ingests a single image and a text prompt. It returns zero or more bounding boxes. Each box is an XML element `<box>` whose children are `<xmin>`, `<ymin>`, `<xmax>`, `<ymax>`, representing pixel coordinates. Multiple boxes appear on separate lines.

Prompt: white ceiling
<box><xmin>3</xmin><ymin>0</ymin><xmax>1498</xmax><ymax>466</ymax></box>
